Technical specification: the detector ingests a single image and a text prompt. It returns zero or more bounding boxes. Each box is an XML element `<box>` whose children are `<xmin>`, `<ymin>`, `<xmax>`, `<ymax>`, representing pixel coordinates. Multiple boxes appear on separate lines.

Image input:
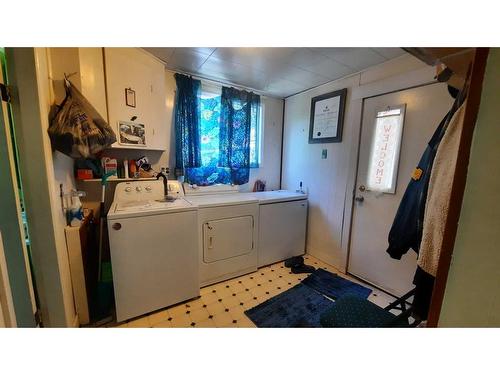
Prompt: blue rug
<box><xmin>244</xmin><ymin>284</ymin><xmax>335</xmax><ymax>328</ymax></box>
<box><xmin>245</xmin><ymin>269</ymin><xmax>372</xmax><ymax>327</ymax></box>
<box><xmin>302</xmin><ymin>269</ymin><xmax>372</xmax><ymax>300</ymax></box>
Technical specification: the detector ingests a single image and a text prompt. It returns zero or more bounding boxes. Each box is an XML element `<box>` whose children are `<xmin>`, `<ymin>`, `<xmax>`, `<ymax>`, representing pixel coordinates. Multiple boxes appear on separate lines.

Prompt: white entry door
<box><xmin>348</xmin><ymin>83</ymin><xmax>454</xmax><ymax>296</ymax></box>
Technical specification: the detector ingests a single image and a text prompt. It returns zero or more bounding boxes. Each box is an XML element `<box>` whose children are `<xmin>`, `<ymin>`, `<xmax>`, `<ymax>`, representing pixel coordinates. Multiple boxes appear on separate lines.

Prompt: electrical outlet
<box><xmin>322</xmin><ymin>149</ymin><xmax>328</xmax><ymax>159</ymax></box>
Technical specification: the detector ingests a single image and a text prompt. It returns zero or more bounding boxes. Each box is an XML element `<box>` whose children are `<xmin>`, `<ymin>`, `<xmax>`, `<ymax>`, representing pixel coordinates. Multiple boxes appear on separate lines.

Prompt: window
<box><xmin>199</xmin><ymin>84</ymin><xmax>262</xmax><ymax>169</ymax></box>
<box><xmin>249</xmin><ymin>99</ymin><xmax>262</xmax><ymax>168</ymax></box>
<box><xmin>366</xmin><ymin>105</ymin><xmax>406</xmax><ymax>193</ymax></box>
<box><xmin>199</xmin><ymin>88</ymin><xmax>222</xmax><ymax>169</ymax></box>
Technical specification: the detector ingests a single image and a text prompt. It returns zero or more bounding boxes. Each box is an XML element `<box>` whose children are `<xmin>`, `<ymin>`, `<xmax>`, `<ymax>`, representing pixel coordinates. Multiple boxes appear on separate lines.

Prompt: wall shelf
<box><xmin>80</xmin><ymin>177</ymin><xmax>156</xmax><ymax>183</ymax></box>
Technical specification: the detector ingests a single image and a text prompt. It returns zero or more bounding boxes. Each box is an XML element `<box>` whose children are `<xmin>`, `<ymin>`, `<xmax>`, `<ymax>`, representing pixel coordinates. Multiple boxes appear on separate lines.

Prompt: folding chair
<box><xmin>320</xmin><ymin>289</ymin><xmax>420</xmax><ymax>328</ymax></box>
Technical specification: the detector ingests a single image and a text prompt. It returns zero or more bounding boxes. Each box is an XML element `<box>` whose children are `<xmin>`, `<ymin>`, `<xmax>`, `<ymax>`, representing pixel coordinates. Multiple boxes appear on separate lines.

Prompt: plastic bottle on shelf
<box><xmin>124</xmin><ymin>159</ymin><xmax>129</xmax><ymax>179</ymax></box>
<box><xmin>69</xmin><ymin>191</ymin><xmax>84</xmax><ymax>227</ymax></box>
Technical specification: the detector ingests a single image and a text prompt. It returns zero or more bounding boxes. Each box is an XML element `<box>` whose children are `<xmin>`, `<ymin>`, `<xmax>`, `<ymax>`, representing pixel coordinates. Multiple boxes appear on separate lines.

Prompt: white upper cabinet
<box><xmin>104</xmin><ymin>48</ymin><xmax>168</xmax><ymax>151</ymax></box>
<box><xmin>49</xmin><ymin>48</ymin><xmax>108</xmax><ymax>121</ymax></box>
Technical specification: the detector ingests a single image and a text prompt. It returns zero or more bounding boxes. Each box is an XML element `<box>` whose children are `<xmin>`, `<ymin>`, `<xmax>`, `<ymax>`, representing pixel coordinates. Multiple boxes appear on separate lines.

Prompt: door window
<box><xmin>366</xmin><ymin>105</ymin><xmax>406</xmax><ymax>193</ymax></box>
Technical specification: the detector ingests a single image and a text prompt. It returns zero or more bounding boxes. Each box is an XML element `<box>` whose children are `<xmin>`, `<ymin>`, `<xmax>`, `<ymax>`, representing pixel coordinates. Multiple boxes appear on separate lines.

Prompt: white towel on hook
<box><xmin>418</xmin><ymin>100</ymin><xmax>467</xmax><ymax>276</ymax></box>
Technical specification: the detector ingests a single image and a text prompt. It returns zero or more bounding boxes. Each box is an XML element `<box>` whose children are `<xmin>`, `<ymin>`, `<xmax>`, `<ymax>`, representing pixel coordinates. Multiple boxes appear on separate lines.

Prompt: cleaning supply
<box><xmin>296</xmin><ymin>181</ymin><xmax>304</xmax><ymax>193</ymax></box>
<box><xmin>129</xmin><ymin>159</ymin><xmax>138</xmax><ymax>178</ymax></box>
<box><xmin>76</xmin><ymin>169</ymin><xmax>93</xmax><ymax>180</ymax></box>
<box><xmin>123</xmin><ymin>159</ymin><xmax>129</xmax><ymax>179</ymax></box>
<box><xmin>102</xmin><ymin>157</ymin><xmax>118</xmax><ymax>178</ymax></box>
<box><xmin>69</xmin><ymin>190</ymin><xmax>84</xmax><ymax>227</ymax></box>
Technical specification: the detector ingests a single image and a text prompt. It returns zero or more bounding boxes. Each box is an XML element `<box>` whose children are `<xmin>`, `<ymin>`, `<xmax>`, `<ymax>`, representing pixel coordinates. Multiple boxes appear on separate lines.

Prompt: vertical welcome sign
<box><xmin>367</xmin><ymin>105</ymin><xmax>406</xmax><ymax>194</ymax></box>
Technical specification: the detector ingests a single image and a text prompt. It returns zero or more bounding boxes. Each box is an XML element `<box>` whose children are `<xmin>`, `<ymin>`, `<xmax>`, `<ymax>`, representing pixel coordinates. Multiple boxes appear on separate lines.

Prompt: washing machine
<box><xmin>183</xmin><ymin>184</ymin><xmax>259</xmax><ymax>286</ymax></box>
<box><xmin>107</xmin><ymin>180</ymin><xmax>199</xmax><ymax>322</ymax></box>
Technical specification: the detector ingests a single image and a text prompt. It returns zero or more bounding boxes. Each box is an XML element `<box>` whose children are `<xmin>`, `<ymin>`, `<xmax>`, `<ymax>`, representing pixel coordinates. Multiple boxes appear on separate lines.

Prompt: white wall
<box><xmin>281</xmin><ymin>54</ymin><xmax>436</xmax><ymax>271</ymax></box>
<box><xmin>439</xmin><ymin>49</ymin><xmax>500</xmax><ymax>327</ymax></box>
<box><xmin>245</xmin><ymin>96</ymin><xmax>284</xmax><ymax>191</ymax></box>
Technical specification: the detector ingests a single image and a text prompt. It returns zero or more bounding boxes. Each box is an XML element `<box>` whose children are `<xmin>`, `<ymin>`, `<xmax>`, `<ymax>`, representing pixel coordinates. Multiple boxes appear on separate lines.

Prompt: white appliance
<box><xmin>107</xmin><ymin>180</ymin><xmax>199</xmax><ymax>322</ymax></box>
<box><xmin>247</xmin><ymin>191</ymin><xmax>308</xmax><ymax>267</ymax></box>
<box><xmin>183</xmin><ymin>184</ymin><xmax>259</xmax><ymax>286</ymax></box>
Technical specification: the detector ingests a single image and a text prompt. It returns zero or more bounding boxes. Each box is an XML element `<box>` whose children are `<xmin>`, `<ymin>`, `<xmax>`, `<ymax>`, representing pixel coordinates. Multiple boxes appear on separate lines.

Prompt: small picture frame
<box><xmin>125</xmin><ymin>88</ymin><xmax>136</xmax><ymax>108</ymax></box>
<box><xmin>118</xmin><ymin>121</ymin><xmax>146</xmax><ymax>146</ymax></box>
<box><xmin>309</xmin><ymin>88</ymin><xmax>347</xmax><ymax>143</ymax></box>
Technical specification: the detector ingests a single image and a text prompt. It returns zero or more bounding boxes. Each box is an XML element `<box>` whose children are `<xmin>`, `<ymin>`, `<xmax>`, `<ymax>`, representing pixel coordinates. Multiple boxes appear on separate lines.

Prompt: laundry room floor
<box><xmin>113</xmin><ymin>255</ymin><xmax>395</xmax><ymax>328</ymax></box>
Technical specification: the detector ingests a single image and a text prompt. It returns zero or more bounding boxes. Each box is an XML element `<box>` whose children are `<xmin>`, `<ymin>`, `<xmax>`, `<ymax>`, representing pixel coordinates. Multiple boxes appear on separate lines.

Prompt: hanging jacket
<box><xmin>409</xmin><ymin>101</ymin><xmax>467</xmax><ymax>321</ymax></box>
<box><xmin>418</xmin><ymin>100</ymin><xmax>467</xmax><ymax>275</ymax></box>
<box><xmin>386</xmin><ymin>111</ymin><xmax>451</xmax><ymax>259</ymax></box>
<box><xmin>386</xmin><ymin>86</ymin><xmax>465</xmax><ymax>260</ymax></box>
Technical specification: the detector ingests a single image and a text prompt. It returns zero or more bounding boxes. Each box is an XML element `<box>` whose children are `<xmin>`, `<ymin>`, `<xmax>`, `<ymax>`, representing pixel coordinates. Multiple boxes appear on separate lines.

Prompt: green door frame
<box><xmin>0</xmin><ymin>49</ymin><xmax>37</xmax><ymax>327</ymax></box>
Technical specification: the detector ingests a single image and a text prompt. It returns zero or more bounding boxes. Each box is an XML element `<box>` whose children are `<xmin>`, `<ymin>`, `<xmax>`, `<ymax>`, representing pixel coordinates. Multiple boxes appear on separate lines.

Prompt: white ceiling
<box><xmin>142</xmin><ymin>47</ymin><xmax>406</xmax><ymax>98</ymax></box>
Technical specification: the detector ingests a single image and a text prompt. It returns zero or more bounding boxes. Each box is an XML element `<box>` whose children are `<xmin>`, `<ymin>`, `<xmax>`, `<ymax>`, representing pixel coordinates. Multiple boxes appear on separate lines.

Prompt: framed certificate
<box><xmin>309</xmin><ymin>88</ymin><xmax>347</xmax><ymax>143</ymax></box>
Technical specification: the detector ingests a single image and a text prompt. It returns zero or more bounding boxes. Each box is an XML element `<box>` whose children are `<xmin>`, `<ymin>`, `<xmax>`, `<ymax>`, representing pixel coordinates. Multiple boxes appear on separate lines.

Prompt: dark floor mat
<box><xmin>244</xmin><ymin>284</ymin><xmax>335</xmax><ymax>328</ymax></box>
<box><xmin>302</xmin><ymin>269</ymin><xmax>372</xmax><ymax>300</ymax></box>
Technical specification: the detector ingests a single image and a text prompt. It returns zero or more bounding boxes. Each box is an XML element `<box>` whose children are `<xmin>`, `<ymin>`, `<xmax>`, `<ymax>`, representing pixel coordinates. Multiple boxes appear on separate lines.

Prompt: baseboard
<box><xmin>306</xmin><ymin>246</ymin><xmax>346</xmax><ymax>272</ymax></box>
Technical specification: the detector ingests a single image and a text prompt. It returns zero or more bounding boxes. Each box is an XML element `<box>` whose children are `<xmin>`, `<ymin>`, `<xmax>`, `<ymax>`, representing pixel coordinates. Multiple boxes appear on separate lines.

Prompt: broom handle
<box><xmin>97</xmin><ymin>190</ymin><xmax>105</xmax><ymax>282</ymax></box>
<box><xmin>97</xmin><ymin>171</ymin><xmax>115</xmax><ymax>282</ymax></box>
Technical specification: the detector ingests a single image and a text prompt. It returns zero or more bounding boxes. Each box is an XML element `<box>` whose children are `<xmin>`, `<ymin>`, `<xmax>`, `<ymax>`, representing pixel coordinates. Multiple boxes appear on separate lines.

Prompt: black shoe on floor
<box><xmin>284</xmin><ymin>256</ymin><xmax>304</xmax><ymax>268</ymax></box>
<box><xmin>291</xmin><ymin>264</ymin><xmax>316</xmax><ymax>274</ymax></box>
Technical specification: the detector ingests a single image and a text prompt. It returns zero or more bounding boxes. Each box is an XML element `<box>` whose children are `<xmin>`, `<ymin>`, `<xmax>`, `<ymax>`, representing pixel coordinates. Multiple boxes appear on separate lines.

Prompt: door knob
<box><xmin>358</xmin><ymin>185</ymin><xmax>366</xmax><ymax>192</ymax></box>
<box><xmin>354</xmin><ymin>196</ymin><xmax>364</xmax><ymax>203</ymax></box>
<box><xmin>112</xmin><ymin>223</ymin><xmax>122</xmax><ymax>230</ymax></box>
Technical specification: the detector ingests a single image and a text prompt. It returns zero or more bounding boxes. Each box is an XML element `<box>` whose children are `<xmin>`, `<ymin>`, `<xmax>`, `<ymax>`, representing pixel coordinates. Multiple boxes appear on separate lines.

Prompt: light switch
<box><xmin>322</xmin><ymin>149</ymin><xmax>328</xmax><ymax>159</ymax></box>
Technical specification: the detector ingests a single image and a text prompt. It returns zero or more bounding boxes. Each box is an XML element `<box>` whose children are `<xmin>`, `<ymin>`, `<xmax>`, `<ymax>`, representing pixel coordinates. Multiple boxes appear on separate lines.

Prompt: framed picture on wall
<box><xmin>118</xmin><ymin>121</ymin><xmax>146</xmax><ymax>146</ymax></box>
<box><xmin>309</xmin><ymin>88</ymin><xmax>347</xmax><ymax>143</ymax></box>
<box><xmin>125</xmin><ymin>88</ymin><xmax>136</xmax><ymax>108</ymax></box>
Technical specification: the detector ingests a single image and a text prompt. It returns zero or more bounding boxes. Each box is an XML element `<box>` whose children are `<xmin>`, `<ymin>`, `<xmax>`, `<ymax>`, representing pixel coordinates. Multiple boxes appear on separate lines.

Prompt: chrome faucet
<box><xmin>156</xmin><ymin>167</ymin><xmax>170</xmax><ymax>198</ymax></box>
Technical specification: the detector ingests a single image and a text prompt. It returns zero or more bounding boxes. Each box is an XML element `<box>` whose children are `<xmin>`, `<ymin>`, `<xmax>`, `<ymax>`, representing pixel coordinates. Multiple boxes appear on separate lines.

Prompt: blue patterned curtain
<box><xmin>174</xmin><ymin>73</ymin><xmax>202</xmax><ymax>174</ymax></box>
<box><xmin>185</xmin><ymin>95</ymin><xmax>231</xmax><ymax>185</ymax></box>
<box><xmin>219</xmin><ymin>87</ymin><xmax>260</xmax><ymax>185</ymax></box>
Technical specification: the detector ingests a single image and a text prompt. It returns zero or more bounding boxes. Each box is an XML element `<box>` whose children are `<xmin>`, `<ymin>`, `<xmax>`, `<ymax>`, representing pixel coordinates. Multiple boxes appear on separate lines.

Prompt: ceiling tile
<box><xmin>286</xmin><ymin>48</ymin><xmax>329</xmax><ymax>69</ymax></box>
<box><xmin>372</xmin><ymin>47</ymin><xmax>406</xmax><ymax>60</ymax></box>
<box><xmin>303</xmin><ymin>58</ymin><xmax>355</xmax><ymax>80</ymax></box>
<box><xmin>211</xmin><ymin>47</ymin><xmax>295</xmax><ymax>72</ymax></box>
<box><xmin>272</xmin><ymin>64</ymin><xmax>329</xmax><ymax>87</ymax></box>
<box><xmin>313</xmin><ymin>48</ymin><xmax>386</xmax><ymax>71</ymax></box>
<box><xmin>188</xmin><ymin>47</ymin><xmax>217</xmax><ymax>55</ymax></box>
<box><xmin>264</xmin><ymin>78</ymin><xmax>305</xmax><ymax>97</ymax></box>
<box><xmin>142</xmin><ymin>47</ymin><xmax>175</xmax><ymax>63</ymax></box>
<box><xmin>166</xmin><ymin>49</ymin><xmax>210</xmax><ymax>71</ymax></box>
<box><xmin>198</xmin><ymin>56</ymin><xmax>268</xmax><ymax>91</ymax></box>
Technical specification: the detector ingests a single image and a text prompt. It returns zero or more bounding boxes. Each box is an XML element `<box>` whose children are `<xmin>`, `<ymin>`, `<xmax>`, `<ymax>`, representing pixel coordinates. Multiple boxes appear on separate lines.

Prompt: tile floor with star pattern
<box><xmin>112</xmin><ymin>255</ymin><xmax>395</xmax><ymax>328</ymax></box>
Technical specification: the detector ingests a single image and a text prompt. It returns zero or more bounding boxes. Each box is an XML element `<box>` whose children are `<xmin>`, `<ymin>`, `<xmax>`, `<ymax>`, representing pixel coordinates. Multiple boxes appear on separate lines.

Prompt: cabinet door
<box><xmin>258</xmin><ymin>200</ymin><xmax>307</xmax><ymax>267</ymax></box>
<box><xmin>203</xmin><ymin>216</ymin><xmax>254</xmax><ymax>263</ymax></box>
<box><xmin>104</xmin><ymin>48</ymin><xmax>167</xmax><ymax>150</ymax></box>
<box><xmin>147</xmin><ymin>61</ymin><xmax>169</xmax><ymax>151</ymax></box>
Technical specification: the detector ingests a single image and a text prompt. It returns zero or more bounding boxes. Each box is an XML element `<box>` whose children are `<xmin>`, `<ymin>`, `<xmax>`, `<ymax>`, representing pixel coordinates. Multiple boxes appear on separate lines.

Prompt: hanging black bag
<box><xmin>48</xmin><ymin>77</ymin><xmax>116</xmax><ymax>158</ymax></box>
